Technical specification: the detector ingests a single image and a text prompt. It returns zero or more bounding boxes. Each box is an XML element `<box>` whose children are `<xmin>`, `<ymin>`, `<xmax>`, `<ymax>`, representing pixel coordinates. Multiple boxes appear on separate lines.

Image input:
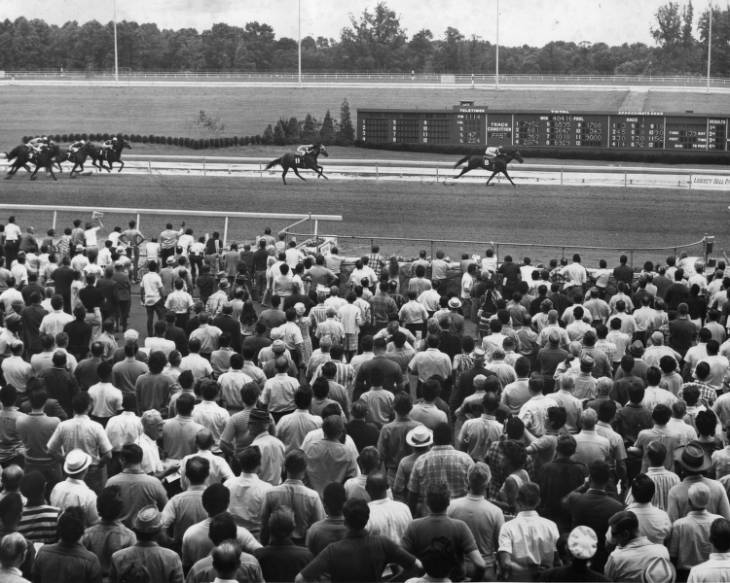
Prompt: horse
<box><xmin>265</xmin><ymin>143</ymin><xmax>329</xmax><ymax>184</ymax></box>
<box><xmin>96</xmin><ymin>138</ymin><xmax>132</xmax><ymax>172</ymax></box>
<box><xmin>29</xmin><ymin>143</ymin><xmax>63</xmax><ymax>181</ymax></box>
<box><xmin>3</xmin><ymin>145</ymin><xmax>33</xmax><ymax>178</ymax></box>
<box><xmin>453</xmin><ymin>147</ymin><xmax>524</xmax><ymax>187</ymax></box>
<box><xmin>67</xmin><ymin>142</ymin><xmax>103</xmax><ymax>177</ymax></box>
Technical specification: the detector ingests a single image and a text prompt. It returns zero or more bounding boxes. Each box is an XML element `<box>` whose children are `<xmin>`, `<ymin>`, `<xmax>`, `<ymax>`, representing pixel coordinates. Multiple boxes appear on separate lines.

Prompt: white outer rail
<box><xmin>0</xmin><ymin>204</ymin><xmax>342</xmax><ymax>248</ymax></box>
<box><xmin>1</xmin><ymin>157</ymin><xmax>729</xmax><ymax>190</ymax></box>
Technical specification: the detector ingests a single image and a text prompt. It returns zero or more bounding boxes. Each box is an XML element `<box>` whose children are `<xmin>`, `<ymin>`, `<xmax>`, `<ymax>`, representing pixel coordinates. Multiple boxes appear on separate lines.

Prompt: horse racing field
<box><xmin>1</xmin><ymin>171</ymin><xmax>726</xmax><ymax>266</ymax></box>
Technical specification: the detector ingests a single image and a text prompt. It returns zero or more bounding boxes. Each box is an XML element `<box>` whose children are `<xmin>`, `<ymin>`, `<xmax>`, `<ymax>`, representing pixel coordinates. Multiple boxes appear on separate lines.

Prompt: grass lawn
<box><xmin>5</xmin><ymin>84</ymin><xmax>727</xmax><ymax>143</ymax></box>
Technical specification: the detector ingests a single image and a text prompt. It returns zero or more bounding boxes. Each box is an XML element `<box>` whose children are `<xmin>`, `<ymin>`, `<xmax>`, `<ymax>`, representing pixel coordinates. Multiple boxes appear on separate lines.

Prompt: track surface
<box><xmin>0</xmin><ymin>171</ymin><xmax>725</xmax><ymax>265</ymax></box>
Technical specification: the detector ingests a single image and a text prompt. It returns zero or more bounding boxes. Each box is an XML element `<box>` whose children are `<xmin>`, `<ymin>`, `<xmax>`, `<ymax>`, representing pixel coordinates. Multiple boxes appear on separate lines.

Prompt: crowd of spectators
<box><xmin>2</xmin><ymin>214</ymin><xmax>730</xmax><ymax>582</ymax></box>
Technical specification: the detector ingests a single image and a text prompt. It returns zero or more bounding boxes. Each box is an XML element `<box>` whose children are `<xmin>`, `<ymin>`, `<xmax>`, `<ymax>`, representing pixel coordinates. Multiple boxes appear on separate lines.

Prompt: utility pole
<box><xmin>113</xmin><ymin>0</ymin><xmax>119</xmax><ymax>82</ymax></box>
<box><xmin>707</xmin><ymin>3</ymin><xmax>713</xmax><ymax>92</ymax></box>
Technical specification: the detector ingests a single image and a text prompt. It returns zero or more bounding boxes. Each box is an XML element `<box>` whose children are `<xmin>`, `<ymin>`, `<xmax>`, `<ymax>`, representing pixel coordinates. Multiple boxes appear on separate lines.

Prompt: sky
<box><xmin>3</xmin><ymin>0</ymin><xmax>713</xmax><ymax>47</ymax></box>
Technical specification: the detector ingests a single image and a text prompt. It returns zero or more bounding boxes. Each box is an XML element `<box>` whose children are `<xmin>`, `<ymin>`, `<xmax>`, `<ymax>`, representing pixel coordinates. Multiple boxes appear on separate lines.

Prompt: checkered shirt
<box><xmin>485</xmin><ymin>438</ymin><xmax>536</xmax><ymax>500</ymax></box>
<box><xmin>679</xmin><ymin>381</ymin><xmax>718</xmax><ymax>408</ymax></box>
<box><xmin>407</xmin><ymin>445</ymin><xmax>474</xmax><ymax>504</ymax></box>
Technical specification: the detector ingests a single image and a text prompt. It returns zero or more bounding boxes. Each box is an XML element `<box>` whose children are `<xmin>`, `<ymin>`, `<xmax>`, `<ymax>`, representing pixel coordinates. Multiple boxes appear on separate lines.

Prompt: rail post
<box><xmin>136</xmin><ymin>213</ymin><xmax>141</xmax><ymax>232</ymax></box>
<box><xmin>52</xmin><ymin>211</ymin><xmax>57</xmax><ymax>230</ymax></box>
<box><xmin>223</xmin><ymin>216</ymin><xmax>229</xmax><ymax>248</ymax></box>
<box><xmin>314</xmin><ymin>219</ymin><xmax>319</xmax><ymax>240</ymax></box>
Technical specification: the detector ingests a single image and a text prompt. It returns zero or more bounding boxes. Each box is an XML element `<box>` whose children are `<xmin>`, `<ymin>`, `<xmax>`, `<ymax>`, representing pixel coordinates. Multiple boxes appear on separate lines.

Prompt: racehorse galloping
<box><xmin>29</xmin><ymin>143</ymin><xmax>63</xmax><ymax>181</ymax></box>
<box><xmin>453</xmin><ymin>147</ymin><xmax>524</xmax><ymax>187</ymax></box>
<box><xmin>96</xmin><ymin>137</ymin><xmax>132</xmax><ymax>172</ymax></box>
<box><xmin>265</xmin><ymin>143</ymin><xmax>329</xmax><ymax>185</ymax></box>
<box><xmin>4</xmin><ymin>145</ymin><xmax>33</xmax><ymax>178</ymax></box>
<box><xmin>67</xmin><ymin>142</ymin><xmax>103</xmax><ymax>177</ymax></box>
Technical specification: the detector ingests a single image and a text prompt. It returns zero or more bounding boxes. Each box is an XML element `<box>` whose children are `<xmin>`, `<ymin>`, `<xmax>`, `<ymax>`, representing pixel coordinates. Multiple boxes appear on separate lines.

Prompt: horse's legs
<box><xmin>502</xmin><ymin>169</ymin><xmax>516</xmax><ymax>187</ymax></box>
<box><xmin>312</xmin><ymin>164</ymin><xmax>328</xmax><ymax>180</ymax></box>
<box><xmin>292</xmin><ymin>166</ymin><xmax>306</xmax><ymax>182</ymax></box>
<box><xmin>117</xmin><ymin>159</ymin><xmax>124</xmax><ymax>172</ymax></box>
<box><xmin>47</xmin><ymin>164</ymin><xmax>57</xmax><ymax>181</ymax></box>
<box><xmin>29</xmin><ymin>166</ymin><xmax>39</xmax><ymax>180</ymax></box>
<box><xmin>485</xmin><ymin>171</ymin><xmax>498</xmax><ymax>186</ymax></box>
<box><xmin>454</xmin><ymin>167</ymin><xmax>470</xmax><ymax>179</ymax></box>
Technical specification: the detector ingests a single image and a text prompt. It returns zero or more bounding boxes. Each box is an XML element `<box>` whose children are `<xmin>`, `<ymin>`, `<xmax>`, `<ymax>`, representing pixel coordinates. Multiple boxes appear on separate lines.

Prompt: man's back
<box><xmin>605</xmin><ymin>536</ymin><xmax>673</xmax><ymax>583</ymax></box>
<box><xmin>566</xmin><ymin>488</ymin><xmax>624</xmax><ymax>571</ymax></box>
<box><xmin>162</xmin><ymin>416</ymin><xmax>205</xmax><ymax>460</ymax></box>
<box><xmin>303</xmin><ymin>438</ymin><xmax>358</xmax><ymax>496</ymax></box>
<box><xmin>34</xmin><ymin>541</ymin><xmax>102</xmax><ymax>583</ymax></box>
<box><xmin>447</xmin><ymin>495</ymin><xmax>505</xmax><ymax>565</ymax></box>
<box><xmin>106</xmin><ymin>470</ymin><xmax>168</xmax><ymax>527</ymax></box>
<box><xmin>111</xmin><ymin>542</ymin><xmax>183</xmax><ymax>583</ymax></box>
<box><xmin>299</xmin><ymin>530</ymin><xmax>415</xmax><ymax>583</ymax></box>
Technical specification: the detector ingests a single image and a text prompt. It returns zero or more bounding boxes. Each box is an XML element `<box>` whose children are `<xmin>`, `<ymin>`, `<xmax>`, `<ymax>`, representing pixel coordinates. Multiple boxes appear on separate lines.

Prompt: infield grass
<box><xmin>4</xmin><ymin>84</ymin><xmax>729</xmax><ymax>143</ymax></box>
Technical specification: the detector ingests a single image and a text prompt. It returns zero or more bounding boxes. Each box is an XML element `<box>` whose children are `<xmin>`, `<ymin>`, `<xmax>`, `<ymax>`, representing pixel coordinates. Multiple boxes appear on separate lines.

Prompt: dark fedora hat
<box><xmin>674</xmin><ymin>440</ymin><xmax>712</xmax><ymax>473</ymax></box>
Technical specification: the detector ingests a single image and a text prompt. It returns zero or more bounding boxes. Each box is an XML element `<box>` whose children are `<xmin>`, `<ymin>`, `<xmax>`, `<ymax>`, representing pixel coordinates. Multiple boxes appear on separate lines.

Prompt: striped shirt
<box><xmin>18</xmin><ymin>504</ymin><xmax>60</xmax><ymax>543</ymax></box>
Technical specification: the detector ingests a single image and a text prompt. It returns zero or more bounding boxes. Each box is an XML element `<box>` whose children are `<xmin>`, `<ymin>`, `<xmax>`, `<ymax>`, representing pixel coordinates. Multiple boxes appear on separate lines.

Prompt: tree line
<box><xmin>0</xmin><ymin>1</ymin><xmax>727</xmax><ymax>76</ymax></box>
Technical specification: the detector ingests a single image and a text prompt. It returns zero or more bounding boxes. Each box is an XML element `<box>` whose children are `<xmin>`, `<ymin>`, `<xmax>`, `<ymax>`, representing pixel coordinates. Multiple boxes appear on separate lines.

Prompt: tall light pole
<box><xmin>113</xmin><ymin>0</ymin><xmax>119</xmax><ymax>82</ymax></box>
<box><xmin>298</xmin><ymin>0</ymin><xmax>302</xmax><ymax>86</ymax></box>
<box><xmin>495</xmin><ymin>0</ymin><xmax>500</xmax><ymax>89</ymax></box>
<box><xmin>706</xmin><ymin>3</ymin><xmax>713</xmax><ymax>92</ymax></box>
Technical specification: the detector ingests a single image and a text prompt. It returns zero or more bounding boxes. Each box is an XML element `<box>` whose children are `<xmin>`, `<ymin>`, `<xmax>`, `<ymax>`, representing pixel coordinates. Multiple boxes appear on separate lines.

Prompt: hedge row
<box><xmin>21</xmin><ymin>133</ymin><xmax>265</xmax><ymax>149</ymax></box>
<box><xmin>355</xmin><ymin>141</ymin><xmax>730</xmax><ymax>165</ymax></box>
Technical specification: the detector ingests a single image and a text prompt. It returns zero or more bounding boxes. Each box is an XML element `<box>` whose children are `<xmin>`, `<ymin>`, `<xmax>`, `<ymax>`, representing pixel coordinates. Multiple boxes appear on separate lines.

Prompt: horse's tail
<box><xmin>265</xmin><ymin>158</ymin><xmax>281</xmax><ymax>170</ymax></box>
<box><xmin>454</xmin><ymin>155</ymin><xmax>470</xmax><ymax>168</ymax></box>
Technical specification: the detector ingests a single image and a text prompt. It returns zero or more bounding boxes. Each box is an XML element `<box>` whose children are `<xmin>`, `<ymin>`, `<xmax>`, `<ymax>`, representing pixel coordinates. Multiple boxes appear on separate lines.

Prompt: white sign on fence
<box><xmin>691</xmin><ymin>175</ymin><xmax>730</xmax><ymax>190</ymax></box>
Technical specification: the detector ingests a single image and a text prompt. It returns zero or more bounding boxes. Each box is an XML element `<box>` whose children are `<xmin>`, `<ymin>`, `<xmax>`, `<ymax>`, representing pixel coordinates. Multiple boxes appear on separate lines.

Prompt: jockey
<box><xmin>69</xmin><ymin>139</ymin><xmax>86</xmax><ymax>155</ymax></box>
<box><xmin>295</xmin><ymin>144</ymin><xmax>316</xmax><ymax>157</ymax></box>
<box><xmin>26</xmin><ymin>136</ymin><xmax>49</xmax><ymax>153</ymax></box>
<box><xmin>102</xmin><ymin>136</ymin><xmax>119</xmax><ymax>151</ymax></box>
<box><xmin>484</xmin><ymin>145</ymin><xmax>505</xmax><ymax>162</ymax></box>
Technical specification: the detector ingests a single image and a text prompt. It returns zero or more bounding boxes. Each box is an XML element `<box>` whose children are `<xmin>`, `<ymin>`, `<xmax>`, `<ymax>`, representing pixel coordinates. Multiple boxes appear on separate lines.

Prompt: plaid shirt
<box><xmin>408</xmin><ymin>445</ymin><xmax>474</xmax><ymax>507</ymax></box>
<box><xmin>485</xmin><ymin>438</ymin><xmax>536</xmax><ymax>500</ymax></box>
<box><xmin>368</xmin><ymin>253</ymin><xmax>385</xmax><ymax>278</ymax></box>
<box><xmin>678</xmin><ymin>381</ymin><xmax>718</xmax><ymax>408</ymax></box>
<box><xmin>369</xmin><ymin>292</ymin><xmax>398</xmax><ymax>326</ymax></box>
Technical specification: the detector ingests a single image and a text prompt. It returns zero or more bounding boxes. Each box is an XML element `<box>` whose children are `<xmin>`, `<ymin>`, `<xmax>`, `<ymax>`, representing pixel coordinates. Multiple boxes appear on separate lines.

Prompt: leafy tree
<box><xmin>320</xmin><ymin>110</ymin><xmax>335</xmax><ymax>144</ymax></box>
<box><xmin>201</xmin><ymin>23</ymin><xmax>244</xmax><ymax>70</ymax></box>
<box><xmin>262</xmin><ymin>124</ymin><xmax>274</xmax><ymax>144</ymax></box>
<box><xmin>336</xmin><ymin>99</ymin><xmax>355</xmax><ymax>146</ymax></box>
<box><xmin>407</xmin><ymin>29</ymin><xmax>434</xmax><ymax>72</ymax></box>
<box><xmin>652</xmin><ymin>2</ymin><xmax>682</xmax><ymax>47</ymax></box>
<box><xmin>682</xmin><ymin>1</ymin><xmax>694</xmax><ymax>45</ymax></box>
<box><xmin>438</xmin><ymin>27</ymin><xmax>465</xmax><ymax>73</ymax></box>
<box><xmin>338</xmin><ymin>2</ymin><xmax>407</xmax><ymax>70</ymax></box>
<box><xmin>243</xmin><ymin>21</ymin><xmax>276</xmax><ymax>70</ymax></box>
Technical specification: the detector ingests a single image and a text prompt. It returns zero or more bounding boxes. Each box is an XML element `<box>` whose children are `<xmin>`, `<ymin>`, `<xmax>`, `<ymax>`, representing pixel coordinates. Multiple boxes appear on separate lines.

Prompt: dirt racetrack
<box><xmin>0</xmin><ymin>171</ymin><xmax>724</xmax><ymax>267</ymax></box>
